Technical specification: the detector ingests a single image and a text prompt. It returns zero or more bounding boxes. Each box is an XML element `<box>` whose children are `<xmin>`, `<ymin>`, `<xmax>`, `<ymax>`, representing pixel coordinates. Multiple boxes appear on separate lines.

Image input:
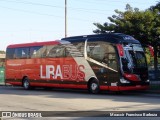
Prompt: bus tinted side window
<box><xmin>30</xmin><ymin>45</ymin><xmax>66</xmax><ymax>58</ymax></box>
<box><xmin>6</xmin><ymin>48</ymin><xmax>15</xmax><ymax>59</ymax></box>
<box><xmin>15</xmin><ymin>48</ymin><xmax>29</xmax><ymax>59</ymax></box>
<box><xmin>46</xmin><ymin>45</ymin><xmax>65</xmax><ymax>58</ymax></box>
<box><xmin>69</xmin><ymin>42</ymin><xmax>84</xmax><ymax>57</ymax></box>
<box><xmin>30</xmin><ymin>46</ymin><xmax>43</xmax><ymax>58</ymax></box>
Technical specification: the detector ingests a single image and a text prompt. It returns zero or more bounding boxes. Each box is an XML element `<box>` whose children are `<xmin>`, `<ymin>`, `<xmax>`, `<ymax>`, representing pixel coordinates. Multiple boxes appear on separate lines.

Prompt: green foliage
<box><xmin>93</xmin><ymin>4</ymin><xmax>160</xmax><ymax>45</ymax></box>
<box><xmin>150</xmin><ymin>2</ymin><xmax>160</xmax><ymax>11</ymax></box>
<box><xmin>0</xmin><ymin>51</ymin><xmax>5</xmax><ymax>54</ymax></box>
<box><xmin>144</xmin><ymin>47</ymin><xmax>154</xmax><ymax>65</ymax></box>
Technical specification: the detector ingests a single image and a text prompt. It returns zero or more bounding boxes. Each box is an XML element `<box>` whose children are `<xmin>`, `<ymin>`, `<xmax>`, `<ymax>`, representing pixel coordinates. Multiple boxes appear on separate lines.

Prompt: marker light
<box><xmin>117</xmin><ymin>44</ymin><xmax>124</xmax><ymax>56</ymax></box>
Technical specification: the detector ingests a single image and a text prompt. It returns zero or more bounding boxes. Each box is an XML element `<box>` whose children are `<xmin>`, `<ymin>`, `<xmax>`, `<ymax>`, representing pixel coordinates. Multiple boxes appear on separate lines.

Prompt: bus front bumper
<box><xmin>100</xmin><ymin>85</ymin><xmax>149</xmax><ymax>91</ymax></box>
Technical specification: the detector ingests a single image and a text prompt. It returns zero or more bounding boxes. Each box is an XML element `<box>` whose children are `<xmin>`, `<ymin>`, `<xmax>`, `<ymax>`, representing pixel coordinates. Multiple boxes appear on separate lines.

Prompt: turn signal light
<box><xmin>117</xmin><ymin>44</ymin><xmax>124</xmax><ymax>56</ymax></box>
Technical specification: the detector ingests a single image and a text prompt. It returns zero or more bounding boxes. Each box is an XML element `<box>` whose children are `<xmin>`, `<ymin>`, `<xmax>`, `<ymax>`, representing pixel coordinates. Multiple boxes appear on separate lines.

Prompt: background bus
<box><xmin>5</xmin><ymin>33</ymin><xmax>149</xmax><ymax>93</ymax></box>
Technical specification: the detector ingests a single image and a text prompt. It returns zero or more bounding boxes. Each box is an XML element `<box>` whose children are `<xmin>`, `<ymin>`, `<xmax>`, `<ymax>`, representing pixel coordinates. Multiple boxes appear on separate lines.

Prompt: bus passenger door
<box><xmin>86</xmin><ymin>40</ymin><xmax>119</xmax><ymax>89</ymax></box>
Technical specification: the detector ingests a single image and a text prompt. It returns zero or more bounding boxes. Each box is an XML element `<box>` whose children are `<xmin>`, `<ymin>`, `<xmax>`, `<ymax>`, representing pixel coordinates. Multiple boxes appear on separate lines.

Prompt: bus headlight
<box><xmin>120</xmin><ymin>78</ymin><xmax>130</xmax><ymax>83</ymax></box>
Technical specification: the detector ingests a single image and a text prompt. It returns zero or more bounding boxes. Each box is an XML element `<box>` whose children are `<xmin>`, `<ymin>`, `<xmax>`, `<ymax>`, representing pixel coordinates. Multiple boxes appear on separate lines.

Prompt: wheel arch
<box><xmin>87</xmin><ymin>76</ymin><xmax>99</xmax><ymax>89</ymax></box>
<box><xmin>22</xmin><ymin>76</ymin><xmax>28</xmax><ymax>87</ymax></box>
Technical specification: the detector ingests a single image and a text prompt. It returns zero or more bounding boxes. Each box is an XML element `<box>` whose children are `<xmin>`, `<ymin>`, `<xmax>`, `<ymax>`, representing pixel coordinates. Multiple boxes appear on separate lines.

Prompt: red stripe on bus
<box><xmin>98</xmin><ymin>85</ymin><xmax>149</xmax><ymax>91</ymax></box>
<box><xmin>7</xmin><ymin>82</ymin><xmax>22</xmax><ymax>86</ymax></box>
<box><xmin>100</xmin><ymin>86</ymin><xmax>109</xmax><ymax>90</ymax></box>
<box><xmin>31</xmin><ymin>83</ymin><xmax>87</xmax><ymax>89</ymax></box>
<box><xmin>7</xmin><ymin>41</ymin><xmax>60</xmax><ymax>48</ymax></box>
<box><xmin>118</xmin><ymin>85</ymin><xmax>149</xmax><ymax>91</ymax></box>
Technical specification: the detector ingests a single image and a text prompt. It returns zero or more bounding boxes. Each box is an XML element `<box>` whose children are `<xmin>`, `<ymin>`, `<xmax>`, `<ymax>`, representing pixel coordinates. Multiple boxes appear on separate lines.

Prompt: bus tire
<box><xmin>23</xmin><ymin>77</ymin><xmax>31</xmax><ymax>90</ymax></box>
<box><xmin>88</xmin><ymin>79</ymin><xmax>100</xmax><ymax>94</ymax></box>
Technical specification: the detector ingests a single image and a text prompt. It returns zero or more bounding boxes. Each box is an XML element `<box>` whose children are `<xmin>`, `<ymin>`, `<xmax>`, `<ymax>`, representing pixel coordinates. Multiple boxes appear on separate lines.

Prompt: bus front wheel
<box><xmin>88</xmin><ymin>79</ymin><xmax>100</xmax><ymax>94</ymax></box>
<box><xmin>23</xmin><ymin>77</ymin><xmax>31</xmax><ymax>90</ymax></box>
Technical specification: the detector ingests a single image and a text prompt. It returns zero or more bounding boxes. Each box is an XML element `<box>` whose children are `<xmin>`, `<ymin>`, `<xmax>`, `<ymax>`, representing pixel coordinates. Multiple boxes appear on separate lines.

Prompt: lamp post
<box><xmin>65</xmin><ymin>0</ymin><xmax>67</xmax><ymax>38</ymax></box>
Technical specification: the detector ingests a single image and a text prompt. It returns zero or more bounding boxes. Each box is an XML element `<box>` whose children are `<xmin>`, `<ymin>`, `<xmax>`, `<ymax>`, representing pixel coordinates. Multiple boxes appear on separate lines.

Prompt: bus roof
<box><xmin>7</xmin><ymin>40</ymin><xmax>60</xmax><ymax>48</ymax></box>
<box><xmin>7</xmin><ymin>33</ymin><xmax>140</xmax><ymax>49</ymax></box>
<box><xmin>62</xmin><ymin>33</ymin><xmax>140</xmax><ymax>44</ymax></box>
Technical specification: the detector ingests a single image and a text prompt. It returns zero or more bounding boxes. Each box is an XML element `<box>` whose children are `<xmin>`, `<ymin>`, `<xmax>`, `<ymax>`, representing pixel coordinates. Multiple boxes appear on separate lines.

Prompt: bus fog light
<box><xmin>120</xmin><ymin>78</ymin><xmax>130</xmax><ymax>83</ymax></box>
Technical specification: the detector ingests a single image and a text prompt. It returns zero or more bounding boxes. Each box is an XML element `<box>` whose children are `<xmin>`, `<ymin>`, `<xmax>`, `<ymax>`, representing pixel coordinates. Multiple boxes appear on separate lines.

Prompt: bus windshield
<box><xmin>123</xmin><ymin>44</ymin><xmax>147</xmax><ymax>73</ymax></box>
<box><xmin>127</xmin><ymin>50</ymin><xmax>147</xmax><ymax>68</ymax></box>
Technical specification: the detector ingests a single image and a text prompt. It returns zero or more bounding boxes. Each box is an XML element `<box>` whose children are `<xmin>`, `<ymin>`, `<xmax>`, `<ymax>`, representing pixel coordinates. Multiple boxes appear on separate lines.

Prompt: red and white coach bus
<box><xmin>5</xmin><ymin>33</ymin><xmax>149</xmax><ymax>93</ymax></box>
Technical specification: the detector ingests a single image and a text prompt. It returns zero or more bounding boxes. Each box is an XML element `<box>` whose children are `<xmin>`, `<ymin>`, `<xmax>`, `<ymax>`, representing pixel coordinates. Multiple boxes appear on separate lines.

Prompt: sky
<box><xmin>0</xmin><ymin>0</ymin><xmax>158</xmax><ymax>51</ymax></box>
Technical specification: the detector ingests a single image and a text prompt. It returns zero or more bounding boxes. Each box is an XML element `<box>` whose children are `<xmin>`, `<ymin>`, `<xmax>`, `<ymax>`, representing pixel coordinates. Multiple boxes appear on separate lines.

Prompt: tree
<box><xmin>93</xmin><ymin>3</ymin><xmax>160</xmax><ymax>70</ymax></box>
<box><xmin>150</xmin><ymin>1</ymin><xmax>160</xmax><ymax>11</ymax></box>
<box><xmin>0</xmin><ymin>51</ymin><xmax>5</xmax><ymax>54</ymax></box>
<box><xmin>149</xmin><ymin>2</ymin><xmax>160</xmax><ymax>71</ymax></box>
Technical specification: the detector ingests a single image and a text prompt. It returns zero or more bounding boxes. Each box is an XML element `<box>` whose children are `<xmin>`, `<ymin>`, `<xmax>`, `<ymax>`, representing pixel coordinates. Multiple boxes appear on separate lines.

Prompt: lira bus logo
<box><xmin>40</xmin><ymin>65</ymin><xmax>85</xmax><ymax>80</ymax></box>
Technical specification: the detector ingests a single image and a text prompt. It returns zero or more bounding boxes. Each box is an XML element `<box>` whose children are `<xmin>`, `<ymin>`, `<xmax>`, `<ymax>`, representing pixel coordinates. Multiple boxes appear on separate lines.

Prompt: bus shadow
<box><xmin>1</xmin><ymin>85</ymin><xmax>160</xmax><ymax>100</ymax></box>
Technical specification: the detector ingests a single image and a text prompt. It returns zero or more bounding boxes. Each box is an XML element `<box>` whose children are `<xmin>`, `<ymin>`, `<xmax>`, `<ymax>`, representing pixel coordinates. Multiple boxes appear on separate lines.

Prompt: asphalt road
<box><xmin>0</xmin><ymin>86</ymin><xmax>160</xmax><ymax>120</ymax></box>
